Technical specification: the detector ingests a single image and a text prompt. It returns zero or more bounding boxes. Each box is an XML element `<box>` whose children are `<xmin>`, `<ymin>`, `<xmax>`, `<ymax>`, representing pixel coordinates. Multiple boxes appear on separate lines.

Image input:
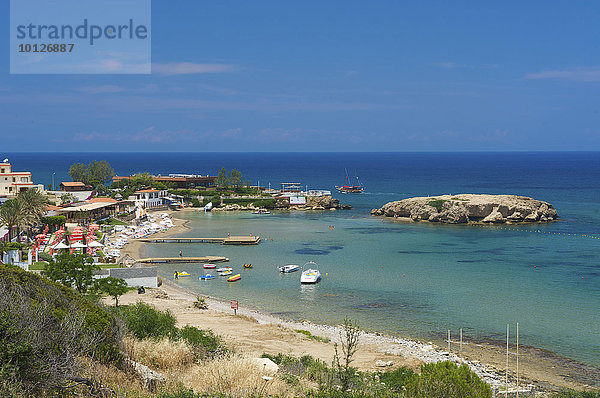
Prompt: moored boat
<box><xmin>216</xmin><ymin>267</ymin><xmax>233</xmax><ymax>272</ymax></box>
<box><xmin>219</xmin><ymin>270</ymin><xmax>233</xmax><ymax>276</ymax></box>
<box><xmin>176</xmin><ymin>271</ymin><xmax>191</xmax><ymax>277</ymax></box>
<box><xmin>199</xmin><ymin>274</ymin><xmax>215</xmax><ymax>280</ymax></box>
<box><xmin>336</xmin><ymin>168</ymin><xmax>364</xmax><ymax>193</ymax></box>
<box><xmin>278</xmin><ymin>264</ymin><xmax>300</xmax><ymax>273</ymax></box>
<box><xmin>203</xmin><ymin>263</ymin><xmax>217</xmax><ymax>269</ymax></box>
<box><xmin>243</xmin><ymin>263</ymin><xmax>253</xmax><ymax>269</ymax></box>
<box><xmin>252</xmin><ymin>208</ymin><xmax>271</xmax><ymax>214</ymax></box>
<box><xmin>227</xmin><ymin>273</ymin><xmax>241</xmax><ymax>282</ymax></box>
<box><xmin>300</xmin><ymin>261</ymin><xmax>321</xmax><ymax>283</ymax></box>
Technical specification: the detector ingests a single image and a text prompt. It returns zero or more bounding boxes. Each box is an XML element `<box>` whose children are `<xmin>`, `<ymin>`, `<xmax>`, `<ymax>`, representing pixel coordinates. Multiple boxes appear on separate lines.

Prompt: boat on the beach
<box><xmin>300</xmin><ymin>262</ymin><xmax>321</xmax><ymax>283</ymax></box>
<box><xmin>227</xmin><ymin>273</ymin><xmax>241</xmax><ymax>282</ymax></box>
<box><xmin>278</xmin><ymin>264</ymin><xmax>300</xmax><ymax>273</ymax></box>
<box><xmin>252</xmin><ymin>208</ymin><xmax>270</xmax><ymax>214</ymax></box>
<box><xmin>176</xmin><ymin>271</ymin><xmax>191</xmax><ymax>277</ymax></box>
<box><xmin>203</xmin><ymin>202</ymin><xmax>213</xmax><ymax>212</ymax></box>
<box><xmin>336</xmin><ymin>168</ymin><xmax>364</xmax><ymax>193</ymax></box>
<box><xmin>243</xmin><ymin>263</ymin><xmax>253</xmax><ymax>269</ymax></box>
<box><xmin>216</xmin><ymin>267</ymin><xmax>232</xmax><ymax>272</ymax></box>
<box><xmin>219</xmin><ymin>270</ymin><xmax>233</xmax><ymax>276</ymax></box>
<box><xmin>199</xmin><ymin>274</ymin><xmax>215</xmax><ymax>280</ymax></box>
<box><xmin>203</xmin><ymin>263</ymin><xmax>217</xmax><ymax>269</ymax></box>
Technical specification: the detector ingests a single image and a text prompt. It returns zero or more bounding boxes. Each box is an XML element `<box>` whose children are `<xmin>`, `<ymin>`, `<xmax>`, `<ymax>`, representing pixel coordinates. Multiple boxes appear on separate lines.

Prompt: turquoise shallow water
<box><xmin>147</xmin><ymin>209</ymin><xmax>600</xmax><ymax>368</ymax></box>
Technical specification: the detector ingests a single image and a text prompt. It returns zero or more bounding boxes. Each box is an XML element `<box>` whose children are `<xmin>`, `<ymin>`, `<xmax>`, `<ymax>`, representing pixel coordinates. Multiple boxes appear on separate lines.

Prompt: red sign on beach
<box><xmin>230</xmin><ymin>300</ymin><xmax>238</xmax><ymax>309</ymax></box>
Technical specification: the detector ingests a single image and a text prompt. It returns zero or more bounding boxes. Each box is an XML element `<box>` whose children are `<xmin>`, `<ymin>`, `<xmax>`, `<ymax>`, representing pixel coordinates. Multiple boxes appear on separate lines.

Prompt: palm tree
<box><xmin>18</xmin><ymin>188</ymin><xmax>48</xmax><ymax>239</ymax></box>
<box><xmin>0</xmin><ymin>199</ymin><xmax>25</xmax><ymax>241</ymax></box>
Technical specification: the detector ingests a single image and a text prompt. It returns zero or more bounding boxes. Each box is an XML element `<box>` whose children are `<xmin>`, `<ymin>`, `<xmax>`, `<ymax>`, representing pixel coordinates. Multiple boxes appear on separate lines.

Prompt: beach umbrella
<box><xmin>70</xmin><ymin>242</ymin><xmax>87</xmax><ymax>249</ymax></box>
<box><xmin>87</xmin><ymin>241</ymin><xmax>104</xmax><ymax>248</ymax></box>
<box><xmin>53</xmin><ymin>242</ymin><xmax>70</xmax><ymax>250</ymax></box>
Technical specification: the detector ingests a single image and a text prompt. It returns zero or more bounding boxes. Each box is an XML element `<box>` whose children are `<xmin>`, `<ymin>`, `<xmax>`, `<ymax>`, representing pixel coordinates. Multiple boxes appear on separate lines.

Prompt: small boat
<box><xmin>227</xmin><ymin>273</ymin><xmax>241</xmax><ymax>282</ymax></box>
<box><xmin>216</xmin><ymin>267</ymin><xmax>233</xmax><ymax>272</ymax></box>
<box><xmin>300</xmin><ymin>262</ymin><xmax>321</xmax><ymax>284</ymax></box>
<box><xmin>199</xmin><ymin>274</ymin><xmax>215</xmax><ymax>280</ymax></box>
<box><xmin>252</xmin><ymin>208</ymin><xmax>271</xmax><ymax>214</ymax></box>
<box><xmin>219</xmin><ymin>270</ymin><xmax>233</xmax><ymax>276</ymax></box>
<box><xmin>204</xmin><ymin>202</ymin><xmax>213</xmax><ymax>212</ymax></box>
<box><xmin>243</xmin><ymin>263</ymin><xmax>253</xmax><ymax>269</ymax></box>
<box><xmin>336</xmin><ymin>168</ymin><xmax>364</xmax><ymax>193</ymax></box>
<box><xmin>203</xmin><ymin>263</ymin><xmax>217</xmax><ymax>269</ymax></box>
<box><xmin>176</xmin><ymin>271</ymin><xmax>191</xmax><ymax>277</ymax></box>
<box><xmin>278</xmin><ymin>264</ymin><xmax>300</xmax><ymax>273</ymax></box>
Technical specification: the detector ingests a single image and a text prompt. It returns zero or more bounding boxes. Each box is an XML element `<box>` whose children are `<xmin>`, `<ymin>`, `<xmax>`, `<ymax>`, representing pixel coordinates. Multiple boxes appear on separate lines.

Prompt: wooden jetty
<box><xmin>136</xmin><ymin>236</ymin><xmax>261</xmax><ymax>245</ymax></box>
<box><xmin>137</xmin><ymin>256</ymin><xmax>229</xmax><ymax>264</ymax></box>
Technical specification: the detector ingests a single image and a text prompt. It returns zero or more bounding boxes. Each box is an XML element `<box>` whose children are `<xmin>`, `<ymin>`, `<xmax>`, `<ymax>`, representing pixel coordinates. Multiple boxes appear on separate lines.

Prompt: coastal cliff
<box><xmin>371</xmin><ymin>194</ymin><xmax>558</xmax><ymax>224</ymax></box>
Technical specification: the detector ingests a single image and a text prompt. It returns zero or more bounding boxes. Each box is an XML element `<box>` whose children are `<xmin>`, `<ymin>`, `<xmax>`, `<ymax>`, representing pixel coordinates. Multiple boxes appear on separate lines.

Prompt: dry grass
<box><xmin>180</xmin><ymin>353</ymin><xmax>305</xmax><ymax>397</ymax></box>
<box><xmin>77</xmin><ymin>357</ymin><xmax>146</xmax><ymax>397</ymax></box>
<box><xmin>122</xmin><ymin>335</ymin><xmax>313</xmax><ymax>397</ymax></box>
<box><xmin>124</xmin><ymin>335</ymin><xmax>195</xmax><ymax>370</ymax></box>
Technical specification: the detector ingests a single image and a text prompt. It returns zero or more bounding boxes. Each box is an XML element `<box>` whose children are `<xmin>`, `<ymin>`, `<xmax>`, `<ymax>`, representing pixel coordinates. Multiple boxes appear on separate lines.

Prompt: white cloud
<box><xmin>152</xmin><ymin>62</ymin><xmax>236</xmax><ymax>75</ymax></box>
<box><xmin>524</xmin><ymin>67</ymin><xmax>600</xmax><ymax>82</ymax></box>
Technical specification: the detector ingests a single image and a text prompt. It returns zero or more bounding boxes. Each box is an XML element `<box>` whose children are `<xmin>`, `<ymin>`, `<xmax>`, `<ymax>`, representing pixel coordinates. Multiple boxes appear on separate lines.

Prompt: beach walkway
<box><xmin>137</xmin><ymin>256</ymin><xmax>229</xmax><ymax>264</ymax></box>
<box><xmin>136</xmin><ymin>236</ymin><xmax>261</xmax><ymax>245</ymax></box>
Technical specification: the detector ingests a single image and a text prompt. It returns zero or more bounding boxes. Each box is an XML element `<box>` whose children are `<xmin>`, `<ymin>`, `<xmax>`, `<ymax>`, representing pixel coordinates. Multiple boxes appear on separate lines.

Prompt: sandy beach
<box><xmin>116</xmin><ymin>208</ymin><xmax>600</xmax><ymax>394</ymax></box>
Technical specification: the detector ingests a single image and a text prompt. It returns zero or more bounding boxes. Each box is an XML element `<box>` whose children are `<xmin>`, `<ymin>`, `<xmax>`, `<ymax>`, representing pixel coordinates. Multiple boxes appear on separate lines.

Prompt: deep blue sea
<box><xmin>7</xmin><ymin>152</ymin><xmax>600</xmax><ymax>367</ymax></box>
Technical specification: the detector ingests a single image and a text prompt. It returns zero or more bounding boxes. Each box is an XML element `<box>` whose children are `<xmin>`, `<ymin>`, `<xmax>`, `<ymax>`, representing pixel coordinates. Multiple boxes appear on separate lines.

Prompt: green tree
<box><xmin>94</xmin><ymin>276</ymin><xmax>128</xmax><ymax>307</ymax></box>
<box><xmin>68</xmin><ymin>162</ymin><xmax>88</xmax><ymax>183</ymax></box>
<box><xmin>229</xmin><ymin>169</ymin><xmax>243</xmax><ymax>188</ymax></box>
<box><xmin>0</xmin><ymin>199</ymin><xmax>25</xmax><ymax>241</ymax></box>
<box><xmin>43</xmin><ymin>253</ymin><xmax>99</xmax><ymax>294</ymax></box>
<box><xmin>215</xmin><ymin>167</ymin><xmax>229</xmax><ymax>188</ymax></box>
<box><xmin>87</xmin><ymin>160</ymin><xmax>114</xmax><ymax>185</ymax></box>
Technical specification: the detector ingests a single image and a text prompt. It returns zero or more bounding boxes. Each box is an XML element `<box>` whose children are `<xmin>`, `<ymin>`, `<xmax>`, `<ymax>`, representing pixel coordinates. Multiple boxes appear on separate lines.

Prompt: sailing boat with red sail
<box><xmin>336</xmin><ymin>168</ymin><xmax>364</xmax><ymax>193</ymax></box>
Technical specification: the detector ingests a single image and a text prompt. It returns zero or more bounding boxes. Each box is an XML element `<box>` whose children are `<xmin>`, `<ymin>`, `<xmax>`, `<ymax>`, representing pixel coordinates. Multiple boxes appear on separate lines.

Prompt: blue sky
<box><xmin>1</xmin><ymin>1</ymin><xmax>599</xmax><ymax>151</ymax></box>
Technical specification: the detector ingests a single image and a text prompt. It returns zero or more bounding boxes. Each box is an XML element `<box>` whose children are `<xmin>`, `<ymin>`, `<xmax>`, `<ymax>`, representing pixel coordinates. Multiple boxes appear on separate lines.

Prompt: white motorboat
<box><xmin>300</xmin><ymin>261</ymin><xmax>321</xmax><ymax>284</ymax></box>
<box><xmin>278</xmin><ymin>264</ymin><xmax>300</xmax><ymax>273</ymax></box>
<box><xmin>216</xmin><ymin>267</ymin><xmax>233</xmax><ymax>272</ymax></box>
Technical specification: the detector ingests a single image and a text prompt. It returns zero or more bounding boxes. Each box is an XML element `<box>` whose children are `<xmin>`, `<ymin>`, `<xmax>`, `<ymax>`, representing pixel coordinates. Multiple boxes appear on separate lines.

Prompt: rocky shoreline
<box><xmin>371</xmin><ymin>194</ymin><xmax>558</xmax><ymax>224</ymax></box>
<box><xmin>212</xmin><ymin>195</ymin><xmax>353</xmax><ymax>212</ymax></box>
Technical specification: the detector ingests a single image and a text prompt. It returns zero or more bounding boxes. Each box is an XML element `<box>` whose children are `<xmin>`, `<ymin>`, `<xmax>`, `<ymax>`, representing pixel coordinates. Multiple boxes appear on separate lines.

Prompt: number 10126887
<box><xmin>19</xmin><ymin>43</ymin><xmax>74</xmax><ymax>53</ymax></box>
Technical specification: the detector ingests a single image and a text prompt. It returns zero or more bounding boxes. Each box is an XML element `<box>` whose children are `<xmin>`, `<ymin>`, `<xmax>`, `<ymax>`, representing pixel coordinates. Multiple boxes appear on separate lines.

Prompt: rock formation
<box><xmin>370</xmin><ymin>194</ymin><xmax>558</xmax><ymax>224</ymax></box>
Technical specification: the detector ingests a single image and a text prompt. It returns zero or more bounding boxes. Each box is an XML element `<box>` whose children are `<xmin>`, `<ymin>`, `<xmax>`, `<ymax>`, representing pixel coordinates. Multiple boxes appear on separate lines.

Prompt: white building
<box><xmin>128</xmin><ymin>189</ymin><xmax>168</xmax><ymax>209</ymax></box>
<box><xmin>0</xmin><ymin>159</ymin><xmax>44</xmax><ymax>196</ymax></box>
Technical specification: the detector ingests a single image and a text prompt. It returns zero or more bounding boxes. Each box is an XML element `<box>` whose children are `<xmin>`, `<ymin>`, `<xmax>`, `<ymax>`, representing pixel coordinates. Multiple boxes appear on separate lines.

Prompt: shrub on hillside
<box><xmin>119</xmin><ymin>301</ymin><xmax>177</xmax><ymax>340</ymax></box>
<box><xmin>0</xmin><ymin>264</ymin><xmax>122</xmax><ymax>396</ymax></box>
<box><xmin>378</xmin><ymin>366</ymin><xmax>417</xmax><ymax>392</ymax></box>
<box><xmin>405</xmin><ymin>361</ymin><xmax>492</xmax><ymax>398</ymax></box>
<box><xmin>178</xmin><ymin>325</ymin><xmax>227</xmax><ymax>359</ymax></box>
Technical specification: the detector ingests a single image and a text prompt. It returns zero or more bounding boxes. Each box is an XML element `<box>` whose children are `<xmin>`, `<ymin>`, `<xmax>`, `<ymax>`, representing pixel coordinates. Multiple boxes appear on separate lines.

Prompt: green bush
<box><xmin>427</xmin><ymin>199</ymin><xmax>448</xmax><ymax>212</ymax></box>
<box><xmin>177</xmin><ymin>325</ymin><xmax>226</xmax><ymax>358</ymax></box>
<box><xmin>221</xmin><ymin>198</ymin><xmax>276</xmax><ymax>208</ymax></box>
<box><xmin>405</xmin><ymin>361</ymin><xmax>492</xmax><ymax>398</ymax></box>
<box><xmin>38</xmin><ymin>251</ymin><xmax>53</xmax><ymax>262</ymax></box>
<box><xmin>378</xmin><ymin>366</ymin><xmax>417</xmax><ymax>392</ymax></box>
<box><xmin>190</xmin><ymin>197</ymin><xmax>201</xmax><ymax>207</ymax></box>
<box><xmin>119</xmin><ymin>301</ymin><xmax>177</xmax><ymax>340</ymax></box>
